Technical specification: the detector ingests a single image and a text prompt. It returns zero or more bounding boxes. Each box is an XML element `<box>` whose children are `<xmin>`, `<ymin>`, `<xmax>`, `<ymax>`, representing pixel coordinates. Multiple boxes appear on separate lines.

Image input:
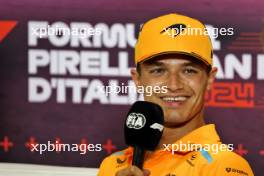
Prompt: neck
<box><xmin>144</xmin><ymin>110</ymin><xmax>205</xmax><ymax>160</ymax></box>
<box><xmin>157</xmin><ymin>111</ymin><xmax>205</xmax><ymax>149</ymax></box>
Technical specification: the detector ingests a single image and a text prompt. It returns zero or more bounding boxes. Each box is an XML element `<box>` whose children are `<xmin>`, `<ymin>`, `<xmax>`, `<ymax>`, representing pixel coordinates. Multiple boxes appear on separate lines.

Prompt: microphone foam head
<box><xmin>124</xmin><ymin>101</ymin><xmax>164</xmax><ymax>151</ymax></box>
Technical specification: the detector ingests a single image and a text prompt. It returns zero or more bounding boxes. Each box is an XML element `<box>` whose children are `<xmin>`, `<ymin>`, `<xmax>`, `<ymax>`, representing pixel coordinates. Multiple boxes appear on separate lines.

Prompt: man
<box><xmin>98</xmin><ymin>13</ymin><xmax>254</xmax><ymax>176</ymax></box>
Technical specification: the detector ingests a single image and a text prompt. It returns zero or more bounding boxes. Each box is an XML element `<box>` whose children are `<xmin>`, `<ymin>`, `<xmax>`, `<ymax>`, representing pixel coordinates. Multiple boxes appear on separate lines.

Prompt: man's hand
<box><xmin>115</xmin><ymin>166</ymin><xmax>150</xmax><ymax>176</ymax></box>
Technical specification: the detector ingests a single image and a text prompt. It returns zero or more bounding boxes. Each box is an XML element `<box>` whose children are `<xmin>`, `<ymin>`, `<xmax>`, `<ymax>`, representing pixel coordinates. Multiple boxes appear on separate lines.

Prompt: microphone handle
<box><xmin>132</xmin><ymin>146</ymin><xmax>145</xmax><ymax>169</ymax></box>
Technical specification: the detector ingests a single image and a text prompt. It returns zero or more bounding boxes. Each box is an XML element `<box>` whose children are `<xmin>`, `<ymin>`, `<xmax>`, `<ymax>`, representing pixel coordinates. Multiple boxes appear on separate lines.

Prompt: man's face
<box><xmin>131</xmin><ymin>54</ymin><xmax>217</xmax><ymax>127</ymax></box>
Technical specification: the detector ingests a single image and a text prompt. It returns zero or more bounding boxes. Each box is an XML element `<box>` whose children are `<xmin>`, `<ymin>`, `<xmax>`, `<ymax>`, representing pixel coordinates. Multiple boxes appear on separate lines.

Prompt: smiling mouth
<box><xmin>160</xmin><ymin>96</ymin><xmax>190</xmax><ymax>106</ymax></box>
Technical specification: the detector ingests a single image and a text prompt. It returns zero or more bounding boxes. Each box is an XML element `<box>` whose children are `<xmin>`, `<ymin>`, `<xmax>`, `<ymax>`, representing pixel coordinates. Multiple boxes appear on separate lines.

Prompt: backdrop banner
<box><xmin>0</xmin><ymin>0</ymin><xmax>263</xmax><ymax>175</ymax></box>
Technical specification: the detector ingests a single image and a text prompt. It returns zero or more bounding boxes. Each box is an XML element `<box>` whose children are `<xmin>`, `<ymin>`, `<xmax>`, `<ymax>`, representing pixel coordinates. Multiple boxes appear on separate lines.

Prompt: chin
<box><xmin>163</xmin><ymin>112</ymin><xmax>190</xmax><ymax>127</ymax></box>
<box><xmin>163</xmin><ymin>120</ymin><xmax>188</xmax><ymax>127</ymax></box>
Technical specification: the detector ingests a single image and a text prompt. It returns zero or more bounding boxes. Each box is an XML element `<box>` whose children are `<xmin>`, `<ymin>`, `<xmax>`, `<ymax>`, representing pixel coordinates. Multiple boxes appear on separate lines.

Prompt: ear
<box><xmin>130</xmin><ymin>68</ymin><xmax>141</xmax><ymax>87</ymax></box>
<box><xmin>206</xmin><ymin>67</ymin><xmax>217</xmax><ymax>91</ymax></box>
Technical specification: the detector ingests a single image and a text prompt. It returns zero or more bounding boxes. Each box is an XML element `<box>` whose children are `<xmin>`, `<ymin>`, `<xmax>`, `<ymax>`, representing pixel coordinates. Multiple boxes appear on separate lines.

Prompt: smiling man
<box><xmin>98</xmin><ymin>13</ymin><xmax>254</xmax><ymax>176</ymax></box>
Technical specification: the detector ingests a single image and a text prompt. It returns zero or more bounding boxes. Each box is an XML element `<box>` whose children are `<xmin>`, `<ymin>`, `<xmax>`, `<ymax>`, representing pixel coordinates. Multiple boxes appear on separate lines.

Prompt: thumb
<box><xmin>143</xmin><ymin>169</ymin><xmax>151</xmax><ymax>176</ymax></box>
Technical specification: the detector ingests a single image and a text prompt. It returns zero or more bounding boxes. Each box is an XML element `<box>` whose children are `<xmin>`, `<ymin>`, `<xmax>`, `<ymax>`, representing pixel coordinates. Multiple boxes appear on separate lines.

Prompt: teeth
<box><xmin>162</xmin><ymin>96</ymin><xmax>187</xmax><ymax>102</ymax></box>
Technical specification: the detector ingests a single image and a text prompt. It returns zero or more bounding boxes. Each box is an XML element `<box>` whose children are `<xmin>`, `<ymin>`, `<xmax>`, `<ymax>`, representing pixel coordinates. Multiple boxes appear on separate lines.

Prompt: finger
<box><xmin>143</xmin><ymin>169</ymin><xmax>151</xmax><ymax>176</ymax></box>
<box><xmin>115</xmin><ymin>166</ymin><xmax>144</xmax><ymax>176</ymax></box>
<box><xmin>130</xmin><ymin>166</ymin><xmax>145</xmax><ymax>176</ymax></box>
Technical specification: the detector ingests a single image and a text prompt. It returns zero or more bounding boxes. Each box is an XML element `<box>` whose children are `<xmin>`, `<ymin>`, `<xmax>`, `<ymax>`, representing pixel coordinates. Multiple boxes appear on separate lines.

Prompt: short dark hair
<box><xmin>136</xmin><ymin>63</ymin><xmax>142</xmax><ymax>75</ymax></box>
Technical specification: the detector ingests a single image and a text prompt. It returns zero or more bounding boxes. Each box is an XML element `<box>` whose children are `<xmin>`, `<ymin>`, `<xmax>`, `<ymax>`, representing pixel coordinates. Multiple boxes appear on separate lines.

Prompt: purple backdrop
<box><xmin>0</xmin><ymin>0</ymin><xmax>263</xmax><ymax>175</ymax></box>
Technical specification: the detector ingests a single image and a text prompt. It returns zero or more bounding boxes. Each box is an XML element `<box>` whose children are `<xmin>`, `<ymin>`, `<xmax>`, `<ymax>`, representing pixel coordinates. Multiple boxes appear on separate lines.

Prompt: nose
<box><xmin>165</xmin><ymin>73</ymin><xmax>184</xmax><ymax>92</ymax></box>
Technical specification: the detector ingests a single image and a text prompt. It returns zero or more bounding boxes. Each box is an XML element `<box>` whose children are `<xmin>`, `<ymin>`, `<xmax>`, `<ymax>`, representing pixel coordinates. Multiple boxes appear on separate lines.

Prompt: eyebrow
<box><xmin>181</xmin><ymin>62</ymin><xmax>203</xmax><ymax>68</ymax></box>
<box><xmin>143</xmin><ymin>61</ymin><xmax>165</xmax><ymax>67</ymax></box>
<box><xmin>143</xmin><ymin>60</ymin><xmax>203</xmax><ymax>68</ymax></box>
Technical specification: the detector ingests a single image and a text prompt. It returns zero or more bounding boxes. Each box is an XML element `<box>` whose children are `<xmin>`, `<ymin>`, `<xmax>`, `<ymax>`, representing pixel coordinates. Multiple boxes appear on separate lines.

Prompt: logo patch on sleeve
<box><xmin>225</xmin><ymin>167</ymin><xmax>248</xmax><ymax>175</ymax></box>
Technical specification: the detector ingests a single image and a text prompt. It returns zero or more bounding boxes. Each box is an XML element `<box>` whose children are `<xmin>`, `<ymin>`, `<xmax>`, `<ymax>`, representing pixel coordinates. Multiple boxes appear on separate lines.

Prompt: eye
<box><xmin>149</xmin><ymin>67</ymin><xmax>165</xmax><ymax>75</ymax></box>
<box><xmin>183</xmin><ymin>67</ymin><xmax>198</xmax><ymax>75</ymax></box>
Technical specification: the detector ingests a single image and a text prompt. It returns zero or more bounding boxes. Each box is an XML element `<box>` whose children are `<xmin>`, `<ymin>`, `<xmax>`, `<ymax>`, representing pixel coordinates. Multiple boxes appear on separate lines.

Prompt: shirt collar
<box><xmin>167</xmin><ymin>124</ymin><xmax>221</xmax><ymax>153</ymax></box>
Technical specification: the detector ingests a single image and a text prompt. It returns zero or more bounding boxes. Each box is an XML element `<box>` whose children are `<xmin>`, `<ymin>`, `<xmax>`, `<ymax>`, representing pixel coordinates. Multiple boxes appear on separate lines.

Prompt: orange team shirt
<box><xmin>98</xmin><ymin>124</ymin><xmax>254</xmax><ymax>176</ymax></box>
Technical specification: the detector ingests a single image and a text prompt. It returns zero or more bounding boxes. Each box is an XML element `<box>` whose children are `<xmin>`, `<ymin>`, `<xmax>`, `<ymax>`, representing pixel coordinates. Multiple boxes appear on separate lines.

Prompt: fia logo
<box><xmin>126</xmin><ymin>113</ymin><xmax>146</xmax><ymax>129</ymax></box>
